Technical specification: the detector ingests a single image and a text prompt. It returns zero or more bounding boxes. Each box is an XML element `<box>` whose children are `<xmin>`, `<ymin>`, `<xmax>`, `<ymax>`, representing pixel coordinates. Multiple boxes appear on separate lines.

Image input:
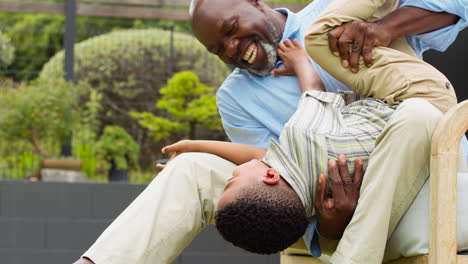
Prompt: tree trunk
<box><xmin>30</xmin><ymin>130</ymin><xmax>51</xmax><ymax>158</ymax></box>
<box><xmin>188</xmin><ymin>121</ymin><xmax>197</xmax><ymax>139</ymax></box>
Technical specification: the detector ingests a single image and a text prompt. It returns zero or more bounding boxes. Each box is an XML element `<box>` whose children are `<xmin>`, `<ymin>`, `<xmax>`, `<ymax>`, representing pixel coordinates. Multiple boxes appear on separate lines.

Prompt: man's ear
<box><xmin>263</xmin><ymin>168</ymin><xmax>281</xmax><ymax>185</ymax></box>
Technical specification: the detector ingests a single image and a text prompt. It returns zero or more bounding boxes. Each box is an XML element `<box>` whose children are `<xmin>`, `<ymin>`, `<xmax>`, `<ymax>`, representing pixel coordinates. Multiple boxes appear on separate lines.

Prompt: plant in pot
<box><xmin>95</xmin><ymin>125</ymin><xmax>140</xmax><ymax>182</ymax></box>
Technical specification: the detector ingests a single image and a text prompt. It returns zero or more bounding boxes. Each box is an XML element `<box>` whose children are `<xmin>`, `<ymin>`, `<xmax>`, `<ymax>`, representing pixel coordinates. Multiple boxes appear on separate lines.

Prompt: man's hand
<box><xmin>314</xmin><ymin>155</ymin><xmax>364</xmax><ymax>239</ymax></box>
<box><xmin>328</xmin><ymin>7</ymin><xmax>459</xmax><ymax>73</ymax></box>
<box><xmin>328</xmin><ymin>21</ymin><xmax>392</xmax><ymax>73</ymax></box>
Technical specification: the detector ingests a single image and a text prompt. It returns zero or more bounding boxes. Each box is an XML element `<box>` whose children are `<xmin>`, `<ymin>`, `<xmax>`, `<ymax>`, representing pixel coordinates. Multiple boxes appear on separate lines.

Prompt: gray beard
<box><xmin>245</xmin><ymin>40</ymin><xmax>278</xmax><ymax>77</ymax></box>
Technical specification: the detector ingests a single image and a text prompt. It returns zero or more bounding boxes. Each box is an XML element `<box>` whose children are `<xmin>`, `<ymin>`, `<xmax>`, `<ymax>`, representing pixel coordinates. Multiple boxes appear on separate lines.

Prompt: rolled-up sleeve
<box><xmin>402</xmin><ymin>0</ymin><xmax>468</xmax><ymax>54</ymax></box>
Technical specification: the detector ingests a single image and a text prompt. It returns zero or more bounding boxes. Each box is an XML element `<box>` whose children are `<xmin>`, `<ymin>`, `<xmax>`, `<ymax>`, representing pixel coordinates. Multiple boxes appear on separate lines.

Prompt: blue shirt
<box><xmin>216</xmin><ymin>0</ymin><xmax>468</xmax><ymax>257</ymax></box>
<box><xmin>217</xmin><ymin>0</ymin><xmax>467</xmax><ymax>150</ymax></box>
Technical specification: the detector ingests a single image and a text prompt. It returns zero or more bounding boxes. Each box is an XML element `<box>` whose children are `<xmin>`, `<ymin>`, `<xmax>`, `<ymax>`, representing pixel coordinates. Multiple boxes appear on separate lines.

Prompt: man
<box><xmin>74</xmin><ymin>0</ymin><xmax>466</xmax><ymax>263</ymax></box>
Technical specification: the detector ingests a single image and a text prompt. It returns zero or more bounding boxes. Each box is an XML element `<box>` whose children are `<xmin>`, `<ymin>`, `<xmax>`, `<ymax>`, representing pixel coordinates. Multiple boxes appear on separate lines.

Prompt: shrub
<box><xmin>95</xmin><ymin>125</ymin><xmax>140</xmax><ymax>170</ymax></box>
<box><xmin>131</xmin><ymin>71</ymin><xmax>222</xmax><ymax>141</ymax></box>
<box><xmin>40</xmin><ymin>28</ymin><xmax>230</xmax><ymax>166</ymax></box>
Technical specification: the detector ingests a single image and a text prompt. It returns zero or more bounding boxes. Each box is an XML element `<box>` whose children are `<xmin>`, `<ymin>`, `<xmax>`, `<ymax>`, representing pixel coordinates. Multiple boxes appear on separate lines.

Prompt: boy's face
<box><xmin>217</xmin><ymin>160</ymin><xmax>280</xmax><ymax>210</ymax></box>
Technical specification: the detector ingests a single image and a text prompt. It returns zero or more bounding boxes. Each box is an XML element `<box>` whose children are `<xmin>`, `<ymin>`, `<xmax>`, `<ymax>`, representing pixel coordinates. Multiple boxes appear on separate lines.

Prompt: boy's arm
<box><xmin>272</xmin><ymin>39</ymin><xmax>325</xmax><ymax>93</ymax></box>
<box><xmin>162</xmin><ymin>140</ymin><xmax>266</xmax><ymax>165</ymax></box>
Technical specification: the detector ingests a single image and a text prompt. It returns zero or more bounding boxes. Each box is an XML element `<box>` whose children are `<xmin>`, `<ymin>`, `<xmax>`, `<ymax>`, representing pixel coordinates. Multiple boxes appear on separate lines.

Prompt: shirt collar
<box><xmin>276</xmin><ymin>8</ymin><xmax>302</xmax><ymax>44</ymax></box>
<box><xmin>268</xmin><ymin>8</ymin><xmax>302</xmax><ymax>70</ymax></box>
<box><xmin>262</xmin><ymin>139</ymin><xmax>314</xmax><ymax>218</ymax></box>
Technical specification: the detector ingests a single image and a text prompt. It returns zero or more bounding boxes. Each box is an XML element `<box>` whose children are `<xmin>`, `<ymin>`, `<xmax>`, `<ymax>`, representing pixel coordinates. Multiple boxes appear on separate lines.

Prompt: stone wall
<box><xmin>0</xmin><ymin>181</ymin><xmax>279</xmax><ymax>264</ymax></box>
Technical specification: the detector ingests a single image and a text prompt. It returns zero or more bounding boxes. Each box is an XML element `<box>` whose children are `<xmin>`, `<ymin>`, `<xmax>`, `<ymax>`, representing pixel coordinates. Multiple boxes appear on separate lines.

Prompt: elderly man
<box><xmin>74</xmin><ymin>0</ymin><xmax>467</xmax><ymax>263</ymax></box>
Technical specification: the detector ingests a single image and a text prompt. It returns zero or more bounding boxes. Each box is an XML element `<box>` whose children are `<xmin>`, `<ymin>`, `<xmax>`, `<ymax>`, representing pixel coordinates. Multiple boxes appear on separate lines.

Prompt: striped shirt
<box><xmin>262</xmin><ymin>90</ymin><xmax>396</xmax><ymax>218</ymax></box>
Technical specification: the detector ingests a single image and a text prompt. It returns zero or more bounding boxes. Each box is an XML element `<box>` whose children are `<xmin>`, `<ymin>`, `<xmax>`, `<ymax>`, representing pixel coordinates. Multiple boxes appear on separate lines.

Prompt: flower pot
<box><xmin>108</xmin><ymin>161</ymin><xmax>129</xmax><ymax>182</ymax></box>
<box><xmin>40</xmin><ymin>159</ymin><xmax>87</xmax><ymax>182</ymax></box>
<box><xmin>41</xmin><ymin>159</ymin><xmax>82</xmax><ymax>170</ymax></box>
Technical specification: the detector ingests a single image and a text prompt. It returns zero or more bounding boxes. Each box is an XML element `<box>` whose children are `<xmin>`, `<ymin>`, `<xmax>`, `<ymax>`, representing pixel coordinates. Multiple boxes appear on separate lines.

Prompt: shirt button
<box><xmin>446</xmin><ymin>82</ymin><xmax>451</xmax><ymax>89</ymax></box>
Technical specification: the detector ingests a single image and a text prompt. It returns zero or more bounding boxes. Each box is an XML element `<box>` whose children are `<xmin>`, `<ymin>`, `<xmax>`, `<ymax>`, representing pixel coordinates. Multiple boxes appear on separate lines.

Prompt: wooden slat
<box><xmin>79</xmin><ymin>0</ymin><xmax>190</xmax><ymax>7</ymax></box>
<box><xmin>429</xmin><ymin>100</ymin><xmax>468</xmax><ymax>264</ymax></box>
<box><xmin>77</xmin><ymin>0</ymin><xmax>307</xmax><ymax>11</ymax></box>
<box><xmin>77</xmin><ymin>3</ymin><xmax>190</xmax><ymax>20</ymax></box>
<box><xmin>0</xmin><ymin>1</ymin><xmax>64</xmax><ymax>14</ymax></box>
<box><xmin>458</xmin><ymin>255</ymin><xmax>468</xmax><ymax>264</ymax></box>
<box><xmin>0</xmin><ymin>1</ymin><xmax>308</xmax><ymax>20</ymax></box>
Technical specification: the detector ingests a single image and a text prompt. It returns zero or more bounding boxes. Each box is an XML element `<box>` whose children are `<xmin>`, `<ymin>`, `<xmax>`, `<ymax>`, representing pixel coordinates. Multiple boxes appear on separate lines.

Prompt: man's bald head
<box><xmin>188</xmin><ymin>0</ymin><xmax>200</xmax><ymax>17</ymax></box>
<box><xmin>190</xmin><ymin>0</ymin><xmax>286</xmax><ymax>76</ymax></box>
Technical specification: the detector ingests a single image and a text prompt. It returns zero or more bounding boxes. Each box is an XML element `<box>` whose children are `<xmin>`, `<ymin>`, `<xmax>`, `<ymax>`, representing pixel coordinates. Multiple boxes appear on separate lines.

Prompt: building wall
<box><xmin>0</xmin><ymin>181</ymin><xmax>279</xmax><ymax>264</ymax></box>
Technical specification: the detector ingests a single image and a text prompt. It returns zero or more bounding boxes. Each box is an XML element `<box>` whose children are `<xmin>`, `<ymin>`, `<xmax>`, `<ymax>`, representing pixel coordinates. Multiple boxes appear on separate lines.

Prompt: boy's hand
<box><xmin>155</xmin><ymin>140</ymin><xmax>192</xmax><ymax>170</ymax></box>
<box><xmin>314</xmin><ymin>155</ymin><xmax>364</xmax><ymax>239</ymax></box>
<box><xmin>272</xmin><ymin>39</ymin><xmax>310</xmax><ymax>76</ymax></box>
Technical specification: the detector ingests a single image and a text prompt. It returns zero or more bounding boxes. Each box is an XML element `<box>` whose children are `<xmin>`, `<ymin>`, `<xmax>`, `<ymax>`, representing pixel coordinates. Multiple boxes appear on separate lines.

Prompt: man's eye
<box><xmin>227</xmin><ymin>21</ymin><xmax>237</xmax><ymax>35</ymax></box>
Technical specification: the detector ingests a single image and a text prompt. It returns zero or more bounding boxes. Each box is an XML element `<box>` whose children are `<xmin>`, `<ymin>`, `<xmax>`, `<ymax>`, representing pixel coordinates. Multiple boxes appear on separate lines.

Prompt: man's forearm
<box><xmin>376</xmin><ymin>6</ymin><xmax>459</xmax><ymax>40</ymax></box>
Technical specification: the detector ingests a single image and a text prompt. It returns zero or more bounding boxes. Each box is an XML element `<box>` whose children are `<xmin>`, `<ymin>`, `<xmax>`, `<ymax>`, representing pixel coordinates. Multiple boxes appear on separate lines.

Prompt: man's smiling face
<box><xmin>191</xmin><ymin>0</ymin><xmax>283</xmax><ymax>76</ymax></box>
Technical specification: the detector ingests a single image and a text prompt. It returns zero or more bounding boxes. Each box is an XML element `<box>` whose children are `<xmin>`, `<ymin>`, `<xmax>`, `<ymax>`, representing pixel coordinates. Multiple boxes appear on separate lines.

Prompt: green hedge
<box><xmin>40</xmin><ymin>28</ymin><xmax>230</xmax><ymax>166</ymax></box>
<box><xmin>0</xmin><ymin>13</ymin><xmax>192</xmax><ymax>81</ymax></box>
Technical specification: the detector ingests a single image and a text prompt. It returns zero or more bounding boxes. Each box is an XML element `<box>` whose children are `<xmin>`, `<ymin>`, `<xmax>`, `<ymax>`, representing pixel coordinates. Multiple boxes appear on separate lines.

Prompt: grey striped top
<box><xmin>263</xmin><ymin>90</ymin><xmax>396</xmax><ymax>218</ymax></box>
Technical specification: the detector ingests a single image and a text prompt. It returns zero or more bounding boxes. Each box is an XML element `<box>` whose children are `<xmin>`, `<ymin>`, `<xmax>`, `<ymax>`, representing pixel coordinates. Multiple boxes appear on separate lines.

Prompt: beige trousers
<box><xmin>330</xmin><ymin>99</ymin><xmax>442</xmax><ymax>264</ymax></box>
<box><xmin>305</xmin><ymin>0</ymin><xmax>457</xmax><ymax>114</ymax></box>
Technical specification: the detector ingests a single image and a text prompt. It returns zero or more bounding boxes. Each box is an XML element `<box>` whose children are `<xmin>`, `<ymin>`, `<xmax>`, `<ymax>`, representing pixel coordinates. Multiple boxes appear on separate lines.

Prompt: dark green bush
<box><xmin>40</xmin><ymin>28</ymin><xmax>230</xmax><ymax>166</ymax></box>
<box><xmin>96</xmin><ymin>125</ymin><xmax>140</xmax><ymax>170</ymax></box>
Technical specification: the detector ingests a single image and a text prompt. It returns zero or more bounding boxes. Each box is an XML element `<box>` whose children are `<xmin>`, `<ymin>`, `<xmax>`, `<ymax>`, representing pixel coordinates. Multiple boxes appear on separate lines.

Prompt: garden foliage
<box><xmin>0</xmin><ymin>79</ymin><xmax>79</xmax><ymax>158</ymax></box>
<box><xmin>131</xmin><ymin>71</ymin><xmax>222</xmax><ymax>141</ymax></box>
<box><xmin>0</xmin><ymin>13</ymin><xmax>191</xmax><ymax>80</ymax></box>
<box><xmin>95</xmin><ymin>125</ymin><xmax>140</xmax><ymax>170</ymax></box>
<box><xmin>40</xmin><ymin>29</ymin><xmax>230</xmax><ymax>164</ymax></box>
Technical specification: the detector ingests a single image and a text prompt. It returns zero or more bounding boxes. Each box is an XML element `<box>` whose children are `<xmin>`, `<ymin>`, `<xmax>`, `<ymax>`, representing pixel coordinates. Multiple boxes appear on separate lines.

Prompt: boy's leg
<box><xmin>330</xmin><ymin>98</ymin><xmax>443</xmax><ymax>264</ymax></box>
<box><xmin>304</xmin><ymin>0</ymin><xmax>456</xmax><ymax>113</ymax></box>
<box><xmin>82</xmin><ymin>152</ymin><xmax>235</xmax><ymax>264</ymax></box>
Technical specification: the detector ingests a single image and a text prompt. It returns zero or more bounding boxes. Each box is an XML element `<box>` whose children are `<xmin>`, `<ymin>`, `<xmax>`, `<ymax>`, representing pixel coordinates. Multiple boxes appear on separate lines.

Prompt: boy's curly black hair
<box><xmin>215</xmin><ymin>182</ymin><xmax>308</xmax><ymax>254</ymax></box>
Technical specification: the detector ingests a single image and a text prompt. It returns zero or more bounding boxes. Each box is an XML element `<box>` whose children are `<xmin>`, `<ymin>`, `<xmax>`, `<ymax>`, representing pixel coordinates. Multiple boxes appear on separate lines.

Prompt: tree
<box><xmin>131</xmin><ymin>71</ymin><xmax>222</xmax><ymax>141</ymax></box>
<box><xmin>0</xmin><ymin>80</ymin><xmax>79</xmax><ymax>157</ymax></box>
